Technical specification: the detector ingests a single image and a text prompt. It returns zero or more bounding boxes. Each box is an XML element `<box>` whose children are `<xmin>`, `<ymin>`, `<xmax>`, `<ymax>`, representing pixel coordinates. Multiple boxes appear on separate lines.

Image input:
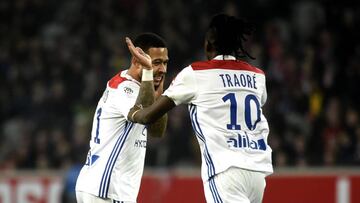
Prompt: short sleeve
<box><xmin>261</xmin><ymin>76</ymin><xmax>267</xmax><ymax>106</ymax></box>
<box><xmin>163</xmin><ymin>66</ymin><xmax>197</xmax><ymax>105</ymax></box>
<box><xmin>109</xmin><ymin>81</ymin><xmax>140</xmax><ymax>120</ymax></box>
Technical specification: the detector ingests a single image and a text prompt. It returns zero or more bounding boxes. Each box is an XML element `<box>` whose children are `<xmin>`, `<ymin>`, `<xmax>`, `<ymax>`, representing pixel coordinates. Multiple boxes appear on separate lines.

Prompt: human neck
<box><xmin>126</xmin><ymin>65</ymin><xmax>141</xmax><ymax>82</ymax></box>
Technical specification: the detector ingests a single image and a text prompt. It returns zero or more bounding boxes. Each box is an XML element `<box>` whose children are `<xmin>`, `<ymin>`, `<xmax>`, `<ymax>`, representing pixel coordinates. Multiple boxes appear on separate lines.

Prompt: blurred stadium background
<box><xmin>0</xmin><ymin>0</ymin><xmax>359</xmax><ymax>202</ymax></box>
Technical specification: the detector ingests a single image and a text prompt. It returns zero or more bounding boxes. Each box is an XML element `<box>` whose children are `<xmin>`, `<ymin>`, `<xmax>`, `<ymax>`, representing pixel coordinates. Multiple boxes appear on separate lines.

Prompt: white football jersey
<box><xmin>163</xmin><ymin>55</ymin><xmax>273</xmax><ymax>182</ymax></box>
<box><xmin>75</xmin><ymin>70</ymin><xmax>147</xmax><ymax>202</ymax></box>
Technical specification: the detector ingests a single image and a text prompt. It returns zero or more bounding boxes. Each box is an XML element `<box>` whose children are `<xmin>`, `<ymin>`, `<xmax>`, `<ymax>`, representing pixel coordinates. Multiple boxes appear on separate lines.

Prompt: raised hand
<box><xmin>154</xmin><ymin>76</ymin><xmax>165</xmax><ymax>99</ymax></box>
<box><xmin>126</xmin><ymin>37</ymin><xmax>152</xmax><ymax>70</ymax></box>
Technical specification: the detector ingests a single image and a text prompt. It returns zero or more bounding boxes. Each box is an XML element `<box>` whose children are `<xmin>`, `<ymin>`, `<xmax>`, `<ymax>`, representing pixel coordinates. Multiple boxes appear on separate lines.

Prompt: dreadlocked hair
<box><xmin>206</xmin><ymin>13</ymin><xmax>256</xmax><ymax>60</ymax></box>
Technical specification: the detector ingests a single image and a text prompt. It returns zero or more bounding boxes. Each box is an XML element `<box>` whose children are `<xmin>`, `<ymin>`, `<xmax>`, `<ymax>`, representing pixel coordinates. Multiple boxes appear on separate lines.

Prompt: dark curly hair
<box><xmin>206</xmin><ymin>13</ymin><xmax>256</xmax><ymax>59</ymax></box>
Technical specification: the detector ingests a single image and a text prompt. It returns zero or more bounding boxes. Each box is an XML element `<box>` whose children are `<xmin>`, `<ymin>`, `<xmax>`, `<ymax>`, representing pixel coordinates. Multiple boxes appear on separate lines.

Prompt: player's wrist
<box><xmin>130</xmin><ymin>109</ymin><xmax>140</xmax><ymax>121</ymax></box>
<box><xmin>142</xmin><ymin>69</ymin><xmax>153</xmax><ymax>81</ymax></box>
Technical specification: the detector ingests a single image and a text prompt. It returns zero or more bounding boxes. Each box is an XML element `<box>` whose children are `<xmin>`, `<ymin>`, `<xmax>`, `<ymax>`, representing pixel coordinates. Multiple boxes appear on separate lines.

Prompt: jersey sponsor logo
<box><xmin>134</xmin><ymin>139</ymin><xmax>147</xmax><ymax>148</ymax></box>
<box><xmin>226</xmin><ymin>132</ymin><xmax>266</xmax><ymax>151</ymax></box>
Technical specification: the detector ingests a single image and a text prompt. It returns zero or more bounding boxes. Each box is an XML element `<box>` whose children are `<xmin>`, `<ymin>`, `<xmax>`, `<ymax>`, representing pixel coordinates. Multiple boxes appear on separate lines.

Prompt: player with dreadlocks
<box><xmin>126</xmin><ymin>13</ymin><xmax>273</xmax><ymax>203</ymax></box>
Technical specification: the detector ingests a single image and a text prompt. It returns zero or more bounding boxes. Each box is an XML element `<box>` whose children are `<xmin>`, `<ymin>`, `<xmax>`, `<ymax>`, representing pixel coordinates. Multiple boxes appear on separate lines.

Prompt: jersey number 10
<box><xmin>222</xmin><ymin>93</ymin><xmax>261</xmax><ymax>131</ymax></box>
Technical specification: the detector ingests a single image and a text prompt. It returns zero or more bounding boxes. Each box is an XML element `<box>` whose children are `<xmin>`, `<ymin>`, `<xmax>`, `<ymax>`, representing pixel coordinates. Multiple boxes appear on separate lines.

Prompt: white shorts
<box><xmin>76</xmin><ymin>191</ymin><xmax>135</xmax><ymax>203</ymax></box>
<box><xmin>203</xmin><ymin>167</ymin><xmax>266</xmax><ymax>203</ymax></box>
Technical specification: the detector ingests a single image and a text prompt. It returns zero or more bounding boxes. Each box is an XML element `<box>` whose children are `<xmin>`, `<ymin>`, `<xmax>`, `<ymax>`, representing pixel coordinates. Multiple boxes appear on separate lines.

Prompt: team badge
<box><xmin>124</xmin><ymin>87</ymin><xmax>134</xmax><ymax>94</ymax></box>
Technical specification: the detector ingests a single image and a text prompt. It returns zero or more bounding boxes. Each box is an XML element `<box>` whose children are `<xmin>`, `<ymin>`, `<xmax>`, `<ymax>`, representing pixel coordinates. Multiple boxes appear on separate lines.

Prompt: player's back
<box><xmin>189</xmin><ymin>57</ymin><xmax>273</xmax><ymax>180</ymax></box>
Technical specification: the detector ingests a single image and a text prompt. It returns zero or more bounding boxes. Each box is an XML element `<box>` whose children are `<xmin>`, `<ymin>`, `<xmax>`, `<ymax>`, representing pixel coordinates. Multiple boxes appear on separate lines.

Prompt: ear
<box><xmin>205</xmin><ymin>40</ymin><xmax>214</xmax><ymax>52</ymax></box>
<box><xmin>205</xmin><ymin>40</ymin><xmax>215</xmax><ymax>60</ymax></box>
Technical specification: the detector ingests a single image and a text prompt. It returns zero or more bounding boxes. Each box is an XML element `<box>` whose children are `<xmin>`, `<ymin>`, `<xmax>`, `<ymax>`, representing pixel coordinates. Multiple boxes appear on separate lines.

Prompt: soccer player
<box><xmin>126</xmin><ymin>14</ymin><xmax>273</xmax><ymax>203</ymax></box>
<box><xmin>75</xmin><ymin>33</ymin><xmax>169</xmax><ymax>203</ymax></box>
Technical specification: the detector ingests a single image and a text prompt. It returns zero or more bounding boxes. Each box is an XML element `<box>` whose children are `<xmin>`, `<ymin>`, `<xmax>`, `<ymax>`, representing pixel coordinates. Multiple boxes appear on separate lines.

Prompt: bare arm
<box><xmin>135</xmin><ymin>80</ymin><xmax>169</xmax><ymax>138</ymax></box>
<box><xmin>129</xmin><ymin>96</ymin><xmax>175</xmax><ymax>125</ymax></box>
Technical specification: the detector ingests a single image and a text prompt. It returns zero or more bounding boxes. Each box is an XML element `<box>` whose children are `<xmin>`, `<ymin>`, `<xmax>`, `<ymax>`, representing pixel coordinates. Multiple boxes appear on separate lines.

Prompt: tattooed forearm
<box><xmin>132</xmin><ymin>80</ymin><xmax>167</xmax><ymax>137</ymax></box>
<box><xmin>135</xmin><ymin>81</ymin><xmax>155</xmax><ymax>107</ymax></box>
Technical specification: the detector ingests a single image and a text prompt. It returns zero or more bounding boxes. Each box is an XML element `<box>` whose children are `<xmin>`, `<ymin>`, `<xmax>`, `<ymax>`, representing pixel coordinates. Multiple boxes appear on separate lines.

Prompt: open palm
<box><xmin>126</xmin><ymin>37</ymin><xmax>152</xmax><ymax>70</ymax></box>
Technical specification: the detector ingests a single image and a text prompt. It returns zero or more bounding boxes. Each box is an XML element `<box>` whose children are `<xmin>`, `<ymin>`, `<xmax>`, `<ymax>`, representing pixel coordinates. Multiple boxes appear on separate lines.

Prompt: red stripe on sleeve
<box><xmin>108</xmin><ymin>73</ymin><xmax>128</xmax><ymax>89</ymax></box>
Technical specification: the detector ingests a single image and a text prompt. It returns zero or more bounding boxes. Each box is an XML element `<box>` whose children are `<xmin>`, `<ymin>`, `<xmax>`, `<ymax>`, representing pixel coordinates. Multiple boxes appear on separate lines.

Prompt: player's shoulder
<box><xmin>191</xmin><ymin>59</ymin><xmax>264</xmax><ymax>75</ymax></box>
<box><xmin>108</xmin><ymin>72</ymin><xmax>139</xmax><ymax>89</ymax></box>
<box><xmin>108</xmin><ymin>73</ymin><xmax>128</xmax><ymax>89</ymax></box>
<box><xmin>107</xmin><ymin>72</ymin><xmax>139</xmax><ymax>98</ymax></box>
<box><xmin>190</xmin><ymin>60</ymin><xmax>212</xmax><ymax>70</ymax></box>
<box><xmin>237</xmin><ymin>60</ymin><xmax>265</xmax><ymax>75</ymax></box>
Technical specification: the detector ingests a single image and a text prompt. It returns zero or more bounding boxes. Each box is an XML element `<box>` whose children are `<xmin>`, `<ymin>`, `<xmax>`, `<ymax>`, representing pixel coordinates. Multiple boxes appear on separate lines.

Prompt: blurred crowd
<box><xmin>1</xmin><ymin>0</ymin><xmax>360</xmax><ymax>172</ymax></box>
